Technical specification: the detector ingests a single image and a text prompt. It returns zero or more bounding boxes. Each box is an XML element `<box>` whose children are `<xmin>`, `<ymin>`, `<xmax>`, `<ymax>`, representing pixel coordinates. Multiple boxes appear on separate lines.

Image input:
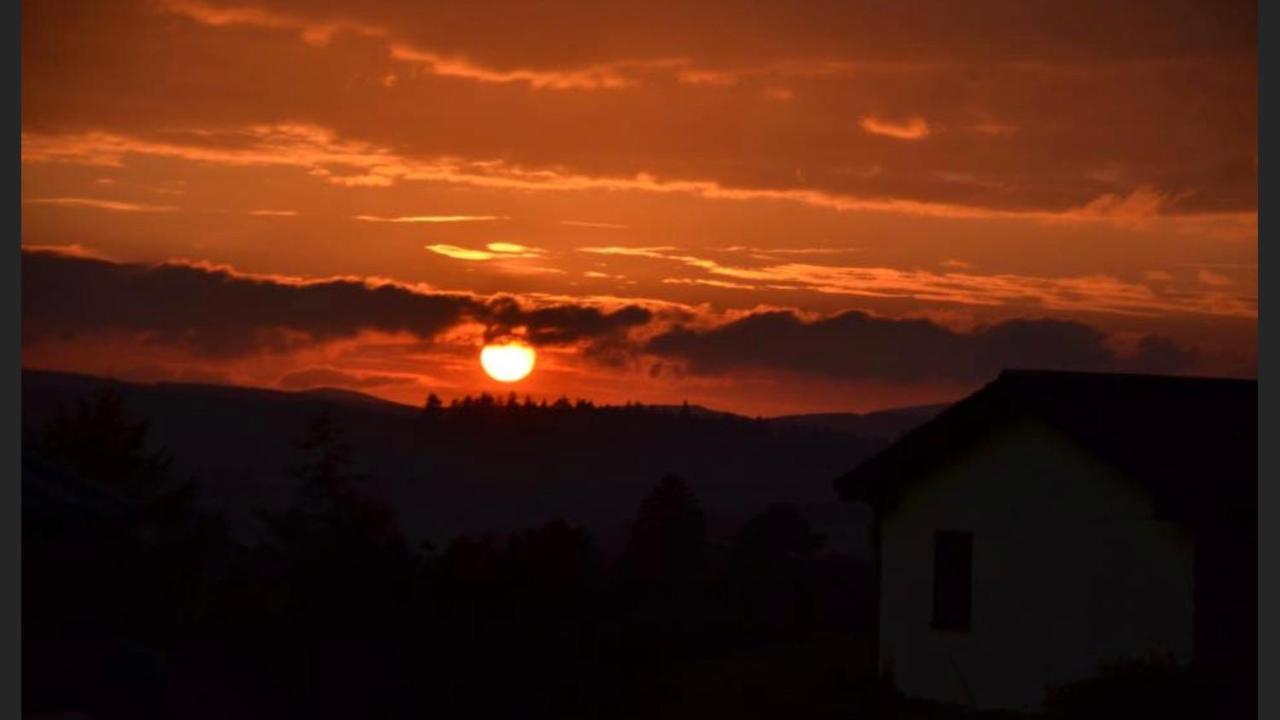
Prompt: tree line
<box><xmin>22</xmin><ymin>387</ymin><xmax>879</xmax><ymax>720</ymax></box>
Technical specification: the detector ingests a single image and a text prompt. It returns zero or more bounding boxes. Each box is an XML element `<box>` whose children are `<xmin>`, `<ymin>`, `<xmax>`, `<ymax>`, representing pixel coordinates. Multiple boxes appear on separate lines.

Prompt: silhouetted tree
<box><xmin>23</xmin><ymin>389</ymin><xmax>237</xmax><ymax>720</ymax></box>
<box><xmin>727</xmin><ymin>504</ymin><xmax>826</xmax><ymax>642</ymax></box>
<box><xmin>33</xmin><ymin>386</ymin><xmax>172</xmax><ymax>499</ymax></box>
<box><xmin>422</xmin><ymin>392</ymin><xmax>444</xmax><ymax>419</ymax></box>
<box><xmin>265</xmin><ymin>408</ymin><xmax>405</xmax><ymax>554</ymax></box>
<box><xmin>732</xmin><ymin>503</ymin><xmax>824</xmax><ymax>569</ymax></box>
<box><xmin>251</xmin><ymin>409</ymin><xmax>414</xmax><ymax>719</ymax></box>
<box><xmin>624</xmin><ymin>474</ymin><xmax>708</xmax><ymax>582</ymax></box>
<box><xmin>678</xmin><ymin>400</ymin><xmax>692</xmax><ymax>421</ymax></box>
<box><xmin>505</xmin><ymin>519</ymin><xmax>595</xmax><ymax>617</ymax></box>
<box><xmin>435</xmin><ymin>535</ymin><xmax>504</xmax><ymax>622</ymax></box>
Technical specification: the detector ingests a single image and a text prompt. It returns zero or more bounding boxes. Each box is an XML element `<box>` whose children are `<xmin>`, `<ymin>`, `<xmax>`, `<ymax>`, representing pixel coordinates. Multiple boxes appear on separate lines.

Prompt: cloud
<box><xmin>21</xmin><ymin>0</ymin><xmax>1257</xmax><ymax>225</ymax></box>
<box><xmin>387</xmin><ymin>44</ymin><xmax>677</xmax><ymax>90</ymax></box>
<box><xmin>661</xmin><ymin>278</ymin><xmax>756</xmax><ymax>290</ymax></box>
<box><xmin>20</xmin><ymin>249</ymin><xmax>1237</xmax><ymax>392</ymax></box>
<box><xmin>722</xmin><ymin>246</ymin><xmax>865</xmax><ymax>257</ymax></box>
<box><xmin>675</xmin><ymin>69</ymin><xmax>740</xmax><ymax>86</ymax></box>
<box><xmin>277</xmin><ymin>366</ymin><xmax>417</xmax><ymax>390</ymax></box>
<box><xmin>971</xmin><ymin>122</ymin><xmax>1018</xmax><ymax>136</ymax></box>
<box><xmin>579</xmin><ymin>246</ymin><xmax>679</xmax><ymax>257</ymax></box>
<box><xmin>355</xmin><ymin>214</ymin><xmax>507</xmax><ymax>223</ymax></box>
<box><xmin>425</xmin><ymin>243</ymin><xmax>543</xmax><ymax>261</ymax></box>
<box><xmin>560</xmin><ymin>220</ymin><xmax>630</xmax><ymax>229</ymax></box>
<box><xmin>1071</xmin><ymin>185</ymin><xmax>1183</xmax><ymax>221</ymax></box>
<box><xmin>425</xmin><ymin>244</ymin><xmax>501</xmax><ymax>261</ymax></box>
<box><xmin>934</xmin><ymin>171</ymin><xmax>1010</xmax><ymax>191</ymax></box>
<box><xmin>583</xmin><ymin>271</ymin><xmax>627</xmax><ymax>280</ymax></box>
<box><xmin>22</xmin><ymin>249</ymin><xmax>480</xmax><ymax>357</ymax></box>
<box><xmin>859</xmin><ymin>115</ymin><xmax>930</xmax><ymax>140</ymax></box>
<box><xmin>577</xmin><ymin>246</ymin><xmax>1256</xmax><ymax>318</ymax></box>
<box><xmin>486</xmin><ymin>242</ymin><xmax>539</xmax><ymax>254</ymax></box>
<box><xmin>645</xmin><ymin>310</ymin><xmax>1195</xmax><ymax>383</ymax></box>
<box><xmin>22</xmin><ymin>126</ymin><xmax>1254</xmax><ymax>228</ymax></box>
<box><xmin>20</xmin><ymin>243</ymin><xmax>105</xmax><ymax>258</ymax></box>
<box><xmin>23</xmin><ymin>197</ymin><xmax>177</xmax><ymax>213</ymax></box>
<box><xmin>249</xmin><ymin>209</ymin><xmax>298</xmax><ymax>216</ymax></box>
<box><xmin>161</xmin><ymin>0</ymin><xmax>674</xmax><ymax>90</ymax></box>
<box><xmin>485</xmin><ymin>297</ymin><xmax>652</xmax><ymax>345</ymax></box>
<box><xmin>21</xmin><ymin>249</ymin><xmax>655</xmax><ymax>357</ymax></box>
<box><xmin>1197</xmin><ymin>269</ymin><xmax>1233</xmax><ymax>286</ymax></box>
<box><xmin>160</xmin><ymin>1</ymin><xmax>356</xmax><ymax>37</ymax></box>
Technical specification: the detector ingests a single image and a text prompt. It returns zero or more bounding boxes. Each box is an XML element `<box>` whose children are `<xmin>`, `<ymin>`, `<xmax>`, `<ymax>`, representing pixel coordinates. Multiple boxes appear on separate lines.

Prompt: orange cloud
<box><xmin>20</xmin><ymin>126</ymin><xmax>1256</xmax><ymax>234</ymax></box>
<box><xmin>387</xmin><ymin>44</ymin><xmax>657</xmax><ymax>90</ymax></box>
<box><xmin>971</xmin><ymin>122</ymin><xmax>1018</xmax><ymax>136</ymax></box>
<box><xmin>19</xmin><ymin>243</ymin><xmax>105</xmax><ymax>258</ymax></box>
<box><xmin>162</xmin><ymin>0</ymin><xmax>677</xmax><ymax>90</ymax></box>
<box><xmin>23</xmin><ymin>197</ymin><xmax>177</xmax><ymax>212</ymax></box>
<box><xmin>1198</xmin><ymin>269</ymin><xmax>1233</xmax><ymax>286</ymax></box>
<box><xmin>675</xmin><ymin>69</ymin><xmax>738</xmax><ymax>86</ymax></box>
<box><xmin>1073</xmin><ymin>185</ymin><xmax>1178</xmax><ymax>220</ymax></box>
<box><xmin>486</xmin><ymin>243</ymin><xmax>540</xmax><ymax>254</ymax></box>
<box><xmin>859</xmin><ymin>115</ymin><xmax>931</xmax><ymax>140</ymax></box>
<box><xmin>721</xmin><ymin>246</ymin><xmax>864</xmax><ymax>257</ymax></box>
<box><xmin>662</xmin><ymin>278</ymin><xmax>757</xmax><ymax>291</ymax></box>
<box><xmin>425</xmin><ymin>245</ymin><xmax>502</xmax><ymax>261</ymax></box>
<box><xmin>426</xmin><ymin>243</ymin><xmax>544</xmax><ymax>261</ymax></box>
<box><xmin>355</xmin><ymin>214</ymin><xmax>508</xmax><ymax>223</ymax></box>
<box><xmin>560</xmin><ymin>220</ymin><xmax>630</xmax><ymax>229</ymax></box>
<box><xmin>578</xmin><ymin>246</ymin><xmax>1256</xmax><ymax>319</ymax></box>
<box><xmin>160</xmin><ymin>0</ymin><xmax>383</xmax><ymax>43</ymax></box>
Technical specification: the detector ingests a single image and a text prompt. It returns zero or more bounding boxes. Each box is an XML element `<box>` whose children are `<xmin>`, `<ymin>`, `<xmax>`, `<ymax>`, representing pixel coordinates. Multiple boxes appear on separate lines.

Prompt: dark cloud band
<box><xmin>644</xmin><ymin>310</ymin><xmax>1194</xmax><ymax>382</ymax></box>
<box><xmin>21</xmin><ymin>249</ymin><xmax>652</xmax><ymax>356</ymax></box>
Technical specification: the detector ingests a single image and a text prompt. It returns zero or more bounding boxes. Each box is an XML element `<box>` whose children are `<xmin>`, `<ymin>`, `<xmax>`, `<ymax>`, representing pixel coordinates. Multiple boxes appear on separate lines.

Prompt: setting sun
<box><xmin>480</xmin><ymin>342</ymin><xmax>537</xmax><ymax>382</ymax></box>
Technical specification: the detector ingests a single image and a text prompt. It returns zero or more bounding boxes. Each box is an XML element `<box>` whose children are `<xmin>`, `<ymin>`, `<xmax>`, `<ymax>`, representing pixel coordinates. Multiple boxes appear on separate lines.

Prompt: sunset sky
<box><xmin>20</xmin><ymin>0</ymin><xmax>1257</xmax><ymax>416</ymax></box>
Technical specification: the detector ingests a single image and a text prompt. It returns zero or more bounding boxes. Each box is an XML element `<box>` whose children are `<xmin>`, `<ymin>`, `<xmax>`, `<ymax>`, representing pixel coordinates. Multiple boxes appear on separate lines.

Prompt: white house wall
<box><xmin>878</xmin><ymin>418</ymin><xmax>1195</xmax><ymax>710</ymax></box>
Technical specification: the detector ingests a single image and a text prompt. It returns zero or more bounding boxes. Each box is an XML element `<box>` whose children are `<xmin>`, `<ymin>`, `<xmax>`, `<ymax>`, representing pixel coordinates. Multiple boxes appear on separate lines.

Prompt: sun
<box><xmin>480</xmin><ymin>342</ymin><xmax>537</xmax><ymax>382</ymax></box>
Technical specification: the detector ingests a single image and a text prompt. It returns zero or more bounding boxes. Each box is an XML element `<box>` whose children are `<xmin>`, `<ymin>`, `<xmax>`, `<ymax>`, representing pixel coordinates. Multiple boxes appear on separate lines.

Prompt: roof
<box><xmin>834</xmin><ymin>369</ymin><xmax>1257</xmax><ymax>530</ymax></box>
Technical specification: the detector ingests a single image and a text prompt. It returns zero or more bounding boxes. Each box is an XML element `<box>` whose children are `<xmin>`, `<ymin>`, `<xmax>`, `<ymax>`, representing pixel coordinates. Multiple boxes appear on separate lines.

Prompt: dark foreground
<box><xmin>22</xmin><ymin>385</ymin><xmax>1243</xmax><ymax>719</ymax></box>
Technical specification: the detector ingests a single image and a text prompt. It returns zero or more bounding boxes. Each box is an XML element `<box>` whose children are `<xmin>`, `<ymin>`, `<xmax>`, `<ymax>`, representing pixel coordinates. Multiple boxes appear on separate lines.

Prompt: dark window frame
<box><xmin>931</xmin><ymin>529</ymin><xmax>973</xmax><ymax>632</ymax></box>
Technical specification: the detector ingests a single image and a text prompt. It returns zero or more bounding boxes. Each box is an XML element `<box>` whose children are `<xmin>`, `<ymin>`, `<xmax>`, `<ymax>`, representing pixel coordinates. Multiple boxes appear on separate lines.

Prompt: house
<box><xmin>834</xmin><ymin>369</ymin><xmax>1256</xmax><ymax>712</ymax></box>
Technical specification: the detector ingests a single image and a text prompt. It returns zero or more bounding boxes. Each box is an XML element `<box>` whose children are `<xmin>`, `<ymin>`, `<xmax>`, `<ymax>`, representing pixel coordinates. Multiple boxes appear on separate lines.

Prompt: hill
<box><xmin>771</xmin><ymin>405</ymin><xmax>949</xmax><ymax>442</ymax></box>
<box><xmin>20</xmin><ymin>370</ymin><xmax>937</xmax><ymax>555</ymax></box>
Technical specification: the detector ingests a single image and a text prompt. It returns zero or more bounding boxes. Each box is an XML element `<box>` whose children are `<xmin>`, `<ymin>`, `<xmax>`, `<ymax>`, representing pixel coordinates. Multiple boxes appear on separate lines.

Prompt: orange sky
<box><xmin>20</xmin><ymin>0</ymin><xmax>1257</xmax><ymax>415</ymax></box>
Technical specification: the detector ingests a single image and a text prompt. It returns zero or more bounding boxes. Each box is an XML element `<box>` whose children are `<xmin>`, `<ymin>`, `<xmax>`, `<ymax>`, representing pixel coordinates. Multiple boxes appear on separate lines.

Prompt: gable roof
<box><xmin>834</xmin><ymin>369</ymin><xmax>1257</xmax><ymax>530</ymax></box>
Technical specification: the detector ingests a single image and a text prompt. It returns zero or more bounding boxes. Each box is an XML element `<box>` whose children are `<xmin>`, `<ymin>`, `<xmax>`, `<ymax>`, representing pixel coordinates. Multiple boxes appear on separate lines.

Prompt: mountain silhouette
<box><xmin>21</xmin><ymin>370</ymin><xmax>925</xmax><ymax>556</ymax></box>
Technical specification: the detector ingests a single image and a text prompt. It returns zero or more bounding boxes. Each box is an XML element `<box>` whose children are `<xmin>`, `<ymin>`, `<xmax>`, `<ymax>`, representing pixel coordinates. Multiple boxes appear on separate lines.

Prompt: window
<box><xmin>932</xmin><ymin>530</ymin><xmax>973</xmax><ymax>632</ymax></box>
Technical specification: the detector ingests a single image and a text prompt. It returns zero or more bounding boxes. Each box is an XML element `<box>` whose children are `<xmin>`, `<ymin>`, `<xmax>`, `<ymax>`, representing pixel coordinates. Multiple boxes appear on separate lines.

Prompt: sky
<box><xmin>20</xmin><ymin>0</ymin><xmax>1257</xmax><ymax>416</ymax></box>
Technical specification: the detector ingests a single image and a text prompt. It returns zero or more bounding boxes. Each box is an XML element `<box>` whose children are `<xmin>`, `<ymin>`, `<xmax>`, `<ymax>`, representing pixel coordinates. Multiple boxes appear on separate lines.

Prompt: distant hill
<box><xmin>771</xmin><ymin>405</ymin><xmax>949</xmax><ymax>442</ymax></box>
<box><xmin>20</xmin><ymin>370</ymin><xmax>934</xmax><ymax>557</ymax></box>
